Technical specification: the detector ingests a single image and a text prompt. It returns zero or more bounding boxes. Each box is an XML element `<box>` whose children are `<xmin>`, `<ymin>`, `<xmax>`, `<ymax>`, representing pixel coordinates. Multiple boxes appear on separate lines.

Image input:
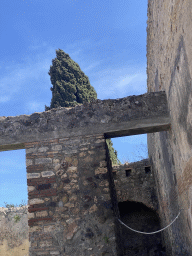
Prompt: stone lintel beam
<box><xmin>0</xmin><ymin>91</ymin><xmax>171</xmax><ymax>152</ymax></box>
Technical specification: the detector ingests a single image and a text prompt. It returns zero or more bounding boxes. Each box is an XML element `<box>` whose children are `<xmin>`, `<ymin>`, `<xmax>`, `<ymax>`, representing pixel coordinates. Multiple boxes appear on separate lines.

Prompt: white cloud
<box><xmin>117</xmin><ymin>74</ymin><xmax>139</xmax><ymax>88</ymax></box>
<box><xmin>0</xmin><ymin>37</ymin><xmax>147</xmax><ymax>111</ymax></box>
<box><xmin>83</xmin><ymin>60</ymin><xmax>103</xmax><ymax>72</ymax></box>
<box><xmin>0</xmin><ymin>46</ymin><xmax>55</xmax><ymax>104</ymax></box>
<box><xmin>91</xmin><ymin>64</ymin><xmax>147</xmax><ymax>99</ymax></box>
<box><xmin>0</xmin><ymin>96</ymin><xmax>10</xmax><ymax>103</ymax></box>
<box><xmin>25</xmin><ymin>101</ymin><xmax>45</xmax><ymax>113</ymax></box>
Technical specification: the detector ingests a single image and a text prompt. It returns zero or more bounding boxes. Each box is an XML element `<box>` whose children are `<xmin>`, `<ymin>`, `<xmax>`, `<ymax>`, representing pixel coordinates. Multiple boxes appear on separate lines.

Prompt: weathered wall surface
<box><xmin>0</xmin><ymin>158</ymin><xmax>160</xmax><ymax>256</ymax></box>
<box><xmin>0</xmin><ymin>205</ymin><xmax>29</xmax><ymax>255</ymax></box>
<box><xmin>147</xmin><ymin>0</ymin><xmax>192</xmax><ymax>255</ymax></box>
<box><xmin>0</xmin><ymin>90</ymin><xmax>172</xmax><ymax>255</ymax></box>
<box><xmin>0</xmin><ymin>91</ymin><xmax>170</xmax><ymax>152</ymax></box>
<box><xmin>112</xmin><ymin>159</ymin><xmax>158</xmax><ymax>211</ymax></box>
<box><xmin>25</xmin><ymin>135</ymin><xmax>117</xmax><ymax>256</ymax></box>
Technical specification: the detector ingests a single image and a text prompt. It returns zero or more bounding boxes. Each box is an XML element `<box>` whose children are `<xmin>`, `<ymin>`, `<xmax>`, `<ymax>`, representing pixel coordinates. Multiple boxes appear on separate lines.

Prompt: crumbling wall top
<box><xmin>0</xmin><ymin>91</ymin><xmax>170</xmax><ymax>151</ymax></box>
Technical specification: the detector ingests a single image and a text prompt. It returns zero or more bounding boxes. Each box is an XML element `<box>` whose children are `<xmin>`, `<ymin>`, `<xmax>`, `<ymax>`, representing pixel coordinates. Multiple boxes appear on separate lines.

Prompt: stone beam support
<box><xmin>0</xmin><ymin>91</ymin><xmax>170</xmax><ymax>152</ymax></box>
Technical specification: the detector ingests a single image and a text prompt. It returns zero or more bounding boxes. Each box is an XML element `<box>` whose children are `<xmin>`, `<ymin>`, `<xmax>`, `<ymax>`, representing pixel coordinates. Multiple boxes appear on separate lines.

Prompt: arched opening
<box><xmin>118</xmin><ymin>201</ymin><xmax>166</xmax><ymax>255</ymax></box>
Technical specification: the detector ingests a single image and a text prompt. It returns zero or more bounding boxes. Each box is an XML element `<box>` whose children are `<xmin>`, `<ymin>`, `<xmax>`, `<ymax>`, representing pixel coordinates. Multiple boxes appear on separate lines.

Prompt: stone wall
<box><xmin>147</xmin><ymin>0</ymin><xmax>192</xmax><ymax>255</ymax></box>
<box><xmin>0</xmin><ymin>157</ymin><xmax>160</xmax><ymax>256</ymax></box>
<box><xmin>0</xmin><ymin>89</ymin><xmax>172</xmax><ymax>255</ymax></box>
<box><xmin>0</xmin><ymin>91</ymin><xmax>170</xmax><ymax>152</ymax></box>
<box><xmin>25</xmin><ymin>135</ymin><xmax>117</xmax><ymax>256</ymax></box>
<box><xmin>0</xmin><ymin>204</ymin><xmax>29</xmax><ymax>255</ymax></box>
<box><xmin>112</xmin><ymin>158</ymin><xmax>158</xmax><ymax>211</ymax></box>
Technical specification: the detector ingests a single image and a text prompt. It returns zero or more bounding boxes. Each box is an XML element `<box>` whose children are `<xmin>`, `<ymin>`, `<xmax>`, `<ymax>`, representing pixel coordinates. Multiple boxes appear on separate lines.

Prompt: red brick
<box><xmin>32</xmin><ymin>153</ymin><xmax>48</xmax><ymax>158</ymax></box>
<box><xmin>28</xmin><ymin>206</ymin><xmax>49</xmax><ymax>213</ymax></box>
<box><xmin>29</xmin><ymin>188</ymin><xmax>57</xmax><ymax>197</ymax></box>
<box><xmin>25</xmin><ymin>141</ymin><xmax>40</xmax><ymax>148</ymax></box>
<box><xmin>27</xmin><ymin>177</ymin><xmax>56</xmax><ymax>186</ymax></box>
<box><xmin>27</xmin><ymin>165</ymin><xmax>44</xmax><ymax>172</ymax></box>
<box><xmin>28</xmin><ymin>191</ymin><xmax>57</xmax><ymax>199</ymax></box>
<box><xmin>28</xmin><ymin>217</ymin><xmax>53</xmax><ymax>226</ymax></box>
<box><xmin>26</xmin><ymin>154</ymin><xmax>37</xmax><ymax>159</ymax></box>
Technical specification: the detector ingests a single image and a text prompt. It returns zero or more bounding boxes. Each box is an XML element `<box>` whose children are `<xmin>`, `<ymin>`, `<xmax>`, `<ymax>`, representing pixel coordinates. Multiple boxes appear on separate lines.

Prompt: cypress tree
<box><xmin>45</xmin><ymin>49</ymin><xmax>97</xmax><ymax>110</ymax></box>
<box><xmin>45</xmin><ymin>49</ymin><xmax>121</xmax><ymax>165</ymax></box>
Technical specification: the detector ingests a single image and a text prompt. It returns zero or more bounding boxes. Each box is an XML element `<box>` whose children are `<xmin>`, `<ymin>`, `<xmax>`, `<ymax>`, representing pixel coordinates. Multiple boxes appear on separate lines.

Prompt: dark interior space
<box><xmin>145</xmin><ymin>166</ymin><xmax>151</xmax><ymax>174</ymax></box>
<box><xmin>118</xmin><ymin>201</ymin><xmax>167</xmax><ymax>256</ymax></box>
<box><xmin>125</xmin><ymin>169</ymin><xmax>132</xmax><ymax>177</ymax></box>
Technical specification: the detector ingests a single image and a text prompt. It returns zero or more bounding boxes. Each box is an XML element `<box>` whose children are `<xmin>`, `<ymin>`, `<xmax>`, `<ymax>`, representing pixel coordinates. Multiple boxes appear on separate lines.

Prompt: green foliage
<box><xmin>13</xmin><ymin>215</ymin><xmax>21</xmax><ymax>223</ymax></box>
<box><xmin>103</xmin><ymin>235</ymin><xmax>110</xmax><ymax>243</ymax></box>
<box><xmin>45</xmin><ymin>49</ymin><xmax>121</xmax><ymax>165</ymax></box>
<box><xmin>45</xmin><ymin>49</ymin><xmax>97</xmax><ymax>110</ymax></box>
<box><xmin>2</xmin><ymin>200</ymin><xmax>28</xmax><ymax>224</ymax></box>
<box><xmin>106</xmin><ymin>139</ymin><xmax>121</xmax><ymax>165</ymax></box>
<box><xmin>3</xmin><ymin>199</ymin><xmax>27</xmax><ymax>208</ymax></box>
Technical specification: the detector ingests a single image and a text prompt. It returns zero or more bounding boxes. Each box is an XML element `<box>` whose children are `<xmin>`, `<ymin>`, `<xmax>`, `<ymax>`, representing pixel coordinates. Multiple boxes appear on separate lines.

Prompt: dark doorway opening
<box><xmin>125</xmin><ymin>168</ymin><xmax>132</xmax><ymax>177</ymax></box>
<box><xmin>145</xmin><ymin>166</ymin><xmax>151</xmax><ymax>174</ymax></box>
<box><xmin>118</xmin><ymin>201</ymin><xmax>167</xmax><ymax>255</ymax></box>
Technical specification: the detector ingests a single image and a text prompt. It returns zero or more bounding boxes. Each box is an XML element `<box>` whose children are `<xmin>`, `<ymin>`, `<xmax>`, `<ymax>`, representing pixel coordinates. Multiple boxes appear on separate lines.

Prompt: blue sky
<box><xmin>0</xmin><ymin>0</ymin><xmax>148</xmax><ymax>207</ymax></box>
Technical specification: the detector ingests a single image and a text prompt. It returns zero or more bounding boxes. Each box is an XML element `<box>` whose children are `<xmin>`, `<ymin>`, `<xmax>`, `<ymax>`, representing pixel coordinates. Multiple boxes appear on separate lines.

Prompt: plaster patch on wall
<box><xmin>168</xmin><ymin>37</ymin><xmax>192</xmax><ymax>168</ymax></box>
<box><xmin>178</xmin><ymin>156</ymin><xmax>192</xmax><ymax>197</ymax></box>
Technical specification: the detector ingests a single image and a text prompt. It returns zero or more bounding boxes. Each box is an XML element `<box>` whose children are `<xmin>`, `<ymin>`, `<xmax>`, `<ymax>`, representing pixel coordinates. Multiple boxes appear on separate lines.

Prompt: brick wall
<box><xmin>25</xmin><ymin>135</ymin><xmax>117</xmax><ymax>256</ymax></box>
<box><xmin>113</xmin><ymin>158</ymin><xmax>158</xmax><ymax>211</ymax></box>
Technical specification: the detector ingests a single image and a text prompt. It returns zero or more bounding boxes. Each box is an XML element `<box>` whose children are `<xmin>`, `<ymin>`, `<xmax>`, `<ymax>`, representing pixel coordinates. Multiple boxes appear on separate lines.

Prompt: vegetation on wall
<box><xmin>45</xmin><ymin>49</ymin><xmax>121</xmax><ymax>165</ymax></box>
<box><xmin>106</xmin><ymin>138</ymin><xmax>121</xmax><ymax>165</ymax></box>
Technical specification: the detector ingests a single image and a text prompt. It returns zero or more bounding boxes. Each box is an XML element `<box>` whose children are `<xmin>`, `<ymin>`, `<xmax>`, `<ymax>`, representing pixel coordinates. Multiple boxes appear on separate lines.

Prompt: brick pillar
<box><xmin>25</xmin><ymin>135</ymin><xmax>117</xmax><ymax>256</ymax></box>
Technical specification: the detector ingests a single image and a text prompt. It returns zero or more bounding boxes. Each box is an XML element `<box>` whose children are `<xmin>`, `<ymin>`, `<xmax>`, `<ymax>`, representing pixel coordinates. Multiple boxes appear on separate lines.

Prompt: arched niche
<box><xmin>118</xmin><ymin>200</ymin><xmax>167</xmax><ymax>255</ymax></box>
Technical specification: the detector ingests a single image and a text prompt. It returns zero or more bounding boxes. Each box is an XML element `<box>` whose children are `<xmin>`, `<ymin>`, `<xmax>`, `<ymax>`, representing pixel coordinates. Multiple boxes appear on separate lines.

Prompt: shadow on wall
<box><xmin>118</xmin><ymin>201</ymin><xmax>167</xmax><ymax>256</ymax></box>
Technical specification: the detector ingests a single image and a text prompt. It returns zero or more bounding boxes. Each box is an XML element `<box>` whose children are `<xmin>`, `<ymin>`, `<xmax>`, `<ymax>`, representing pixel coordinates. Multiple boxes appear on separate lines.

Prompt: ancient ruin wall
<box><xmin>0</xmin><ymin>91</ymin><xmax>171</xmax><ymax>255</ymax></box>
<box><xmin>0</xmin><ymin>91</ymin><xmax>170</xmax><ymax>152</ymax></box>
<box><xmin>25</xmin><ymin>134</ymin><xmax>118</xmax><ymax>256</ymax></box>
<box><xmin>0</xmin><ymin>158</ymin><xmax>159</xmax><ymax>255</ymax></box>
<box><xmin>147</xmin><ymin>0</ymin><xmax>192</xmax><ymax>255</ymax></box>
<box><xmin>112</xmin><ymin>159</ymin><xmax>158</xmax><ymax>211</ymax></box>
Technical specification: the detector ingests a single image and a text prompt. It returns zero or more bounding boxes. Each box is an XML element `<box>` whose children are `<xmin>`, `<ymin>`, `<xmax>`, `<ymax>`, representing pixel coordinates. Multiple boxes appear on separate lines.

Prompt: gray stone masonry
<box><xmin>25</xmin><ymin>134</ymin><xmax>117</xmax><ymax>256</ymax></box>
<box><xmin>0</xmin><ymin>91</ymin><xmax>170</xmax><ymax>152</ymax></box>
<box><xmin>0</xmin><ymin>91</ymin><xmax>171</xmax><ymax>255</ymax></box>
<box><xmin>112</xmin><ymin>158</ymin><xmax>158</xmax><ymax>211</ymax></box>
<box><xmin>147</xmin><ymin>0</ymin><xmax>192</xmax><ymax>254</ymax></box>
